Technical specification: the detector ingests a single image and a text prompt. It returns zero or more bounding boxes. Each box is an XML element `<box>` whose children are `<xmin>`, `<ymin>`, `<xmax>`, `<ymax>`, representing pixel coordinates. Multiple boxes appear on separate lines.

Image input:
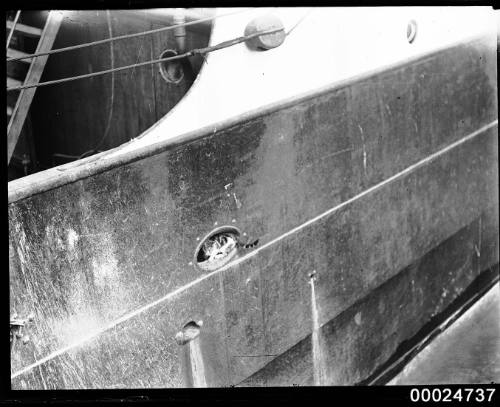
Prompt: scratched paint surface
<box><xmin>9</xmin><ymin>37</ymin><xmax>498</xmax><ymax>388</ymax></box>
<box><xmin>388</xmin><ymin>281</ymin><xmax>500</xmax><ymax>385</ymax></box>
<box><xmin>241</xmin><ymin>219</ymin><xmax>485</xmax><ymax>386</ymax></box>
<box><xmin>222</xmin><ymin>132</ymin><xmax>497</xmax><ymax>384</ymax></box>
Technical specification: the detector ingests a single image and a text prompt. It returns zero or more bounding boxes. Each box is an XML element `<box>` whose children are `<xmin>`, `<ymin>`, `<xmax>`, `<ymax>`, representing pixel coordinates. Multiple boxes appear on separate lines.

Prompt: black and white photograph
<box><xmin>6</xmin><ymin>4</ymin><xmax>500</xmax><ymax>401</ymax></box>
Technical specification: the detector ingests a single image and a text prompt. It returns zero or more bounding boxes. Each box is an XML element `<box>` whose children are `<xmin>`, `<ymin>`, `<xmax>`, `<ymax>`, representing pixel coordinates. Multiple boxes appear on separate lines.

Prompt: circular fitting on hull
<box><xmin>158</xmin><ymin>49</ymin><xmax>184</xmax><ymax>84</ymax></box>
<box><xmin>244</xmin><ymin>15</ymin><xmax>286</xmax><ymax>50</ymax></box>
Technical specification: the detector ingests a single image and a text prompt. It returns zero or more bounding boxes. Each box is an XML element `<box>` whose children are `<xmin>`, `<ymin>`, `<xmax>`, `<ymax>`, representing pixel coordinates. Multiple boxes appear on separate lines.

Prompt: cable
<box><xmin>17</xmin><ymin>12</ymin><xmax>306</xmax><ymax>162</ymax></box>
<box><xmin>6</xmin><ymin>10</ymin><xmax>21</xmax><ymax>50</ymax></box>
<box><xmin>6</xmin><ymin>27</ymin><xmax>283</xmax><ymax>92</ymax></box>
<box><xmin>6</xmin><ymin>9</ymin><xmax>248</xmax><ymax>63</ymax></box>
<box><xmin>92</xmin><ymin>10</ymin><xmax>115</xmax><ymax>154</ymax></box>
<box><xmin>286</xmin><ymin>8</ymin><xmax>314</xmax><ymax>36</ymax></box>
<box><xmin>53</xmin><ymin>11</ymin><xmax>116</xmax><ymax>160</ymax></box>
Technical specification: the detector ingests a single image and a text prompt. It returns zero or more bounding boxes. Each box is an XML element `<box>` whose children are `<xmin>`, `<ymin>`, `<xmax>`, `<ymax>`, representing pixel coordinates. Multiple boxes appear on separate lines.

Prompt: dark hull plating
<box><xmin>9</xmin><ymin>37</ymin><xmax>498</xmax><ymax>388</ymax></box>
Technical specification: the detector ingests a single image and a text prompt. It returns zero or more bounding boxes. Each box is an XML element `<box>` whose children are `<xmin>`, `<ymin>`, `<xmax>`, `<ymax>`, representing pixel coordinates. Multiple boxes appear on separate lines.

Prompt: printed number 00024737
<box><xmin>410</xmin><ymin>388</ymin><xmax>496</xmax><ymax>403</ymax></box>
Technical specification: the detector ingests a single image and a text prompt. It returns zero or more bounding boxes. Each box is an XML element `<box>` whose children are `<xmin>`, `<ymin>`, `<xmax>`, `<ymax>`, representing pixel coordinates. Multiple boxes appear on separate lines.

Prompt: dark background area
<box><xmin>8</xmin><ymin>10</ymin><xmax>210</xmax><ymax>179</ymax></box>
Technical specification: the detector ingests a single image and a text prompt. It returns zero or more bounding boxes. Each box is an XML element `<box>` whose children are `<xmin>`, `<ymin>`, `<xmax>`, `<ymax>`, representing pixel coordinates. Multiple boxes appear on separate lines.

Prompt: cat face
<box><xmin>201</xmin><ymin>233</ymin><xmax>237</xmax><ymax>262</ymax></box>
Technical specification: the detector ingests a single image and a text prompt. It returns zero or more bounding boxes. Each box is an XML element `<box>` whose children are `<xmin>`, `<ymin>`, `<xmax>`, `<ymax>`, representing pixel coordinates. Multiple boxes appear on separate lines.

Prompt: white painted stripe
<box><xmin>11</xmin><ymin>120</ymin><xmax>498</xmax><ymax>380</ymax></box>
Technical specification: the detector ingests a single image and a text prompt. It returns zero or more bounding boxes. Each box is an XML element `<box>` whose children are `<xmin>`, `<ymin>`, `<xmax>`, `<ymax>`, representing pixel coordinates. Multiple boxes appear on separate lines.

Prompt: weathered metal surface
<box><xmin>241</xmin><ymin>219</ymin><xmax>486</xmax><ymax>386</ymax></box>
<box><xmin>9</xmin><ymin>37</ymin><xmax>498</xmax><ymax>388</ymax></box>
<box><xmin>226</xmin><ymin>133</ymin><xmax>496</xmax><ymax>384</ymax></box>
<box><xmin>388</xmin><ymin>282</ymin><xmax>500</xmax><ymax>385</ymax></box>
<box><xmin>11</xmin><ymin>273</ymin><xmax>229</xmax><ymax>388</ymax></box>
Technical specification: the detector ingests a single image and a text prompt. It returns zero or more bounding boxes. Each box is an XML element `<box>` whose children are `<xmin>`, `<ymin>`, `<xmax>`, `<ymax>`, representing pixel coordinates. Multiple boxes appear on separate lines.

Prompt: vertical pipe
<box><xmin>173</xmin><ymin>8</ymin><xmax>186</xmax><ymax>53</ymax></box>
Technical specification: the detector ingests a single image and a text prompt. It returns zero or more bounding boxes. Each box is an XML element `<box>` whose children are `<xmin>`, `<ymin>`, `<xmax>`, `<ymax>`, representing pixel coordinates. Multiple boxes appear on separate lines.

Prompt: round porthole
<box><xmin>407</xmin><ymin>20</ymin><xmax>417</xmax><ymax>44</ymax></box>
<box><xmin>194</xmin><ymin>226</ymin><xmax>241</xmax><ymax>272</ymax></box>
<box><xmin>158</xmin><ymin>49</ymin><xmax>184</xmax><ymax>84</ymax></box>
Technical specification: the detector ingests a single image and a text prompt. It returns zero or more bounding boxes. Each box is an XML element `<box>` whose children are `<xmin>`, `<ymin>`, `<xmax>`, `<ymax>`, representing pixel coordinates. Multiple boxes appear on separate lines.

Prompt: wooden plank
<box><xmin>7</xmin><ymin>48</ymin><xmax>32</xmax><ymax>63</ymax></box>
<box><xmin>7</xmin><ymin>77</ymin><xmax>22</xmax><ymax>88</ymax></box>
<box><xmin>6</xmin><ymin>11</ymin><xmax>21</xmax><ymax>49</ymax></box>
<box><xmin>7</xmin><ymin>11</ymin><xmax>62</xmax><ymax>163</ymax></box>
<box><xmin>6</xmin><ymin>20</ymin><xmax>42</xmax><ymax>37</ymax></box>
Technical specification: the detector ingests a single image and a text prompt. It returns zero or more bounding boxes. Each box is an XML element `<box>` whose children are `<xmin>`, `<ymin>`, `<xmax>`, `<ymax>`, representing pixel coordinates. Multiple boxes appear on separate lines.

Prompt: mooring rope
<box><xmin>6</xmin><ymin>27</ymin><xmax>283</xmax><ymax>92</ymax></box>
<box><xmin>5</xmin><ymin>9</ymin><xmax>248</xmax><ymax>63</ymax></box>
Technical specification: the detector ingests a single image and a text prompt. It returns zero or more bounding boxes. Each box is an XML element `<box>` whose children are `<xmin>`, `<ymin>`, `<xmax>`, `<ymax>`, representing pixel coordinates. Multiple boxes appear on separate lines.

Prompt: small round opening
<box><xmin>407</xmin><ymin>20</ymin><xmax>417</xmax><ymax>44</ymax></box>
<box><xmin>175</xmin><ymin>320</ymin><xmax>202</xmax><ymax>345</ymax></box>
<box><xmin>195</xmin><ymin>226</ymin><xmax>240</xmax><ymax>272</ymax></box>
<box><xmin>158</xmin><ymin>49</ymin><xmax>184</xmax><ymax>84</ymax></box>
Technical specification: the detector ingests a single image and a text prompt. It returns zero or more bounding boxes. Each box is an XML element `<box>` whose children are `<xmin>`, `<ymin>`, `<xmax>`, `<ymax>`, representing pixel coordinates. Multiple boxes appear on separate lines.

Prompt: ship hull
<box><xmin>9</xmin><ymin>36</ymin><xmax>498</xmax><ymax>388</ymax></box>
